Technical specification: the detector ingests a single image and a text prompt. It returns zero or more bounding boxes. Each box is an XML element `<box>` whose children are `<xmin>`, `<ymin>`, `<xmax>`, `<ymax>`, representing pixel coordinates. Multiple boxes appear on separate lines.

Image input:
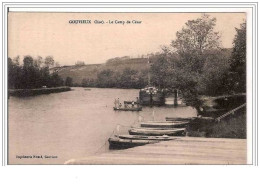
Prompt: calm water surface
<box><xmin>8</xmin><ymin>87</ymin><xmax>197</xmax><ymax>164</ymax></box>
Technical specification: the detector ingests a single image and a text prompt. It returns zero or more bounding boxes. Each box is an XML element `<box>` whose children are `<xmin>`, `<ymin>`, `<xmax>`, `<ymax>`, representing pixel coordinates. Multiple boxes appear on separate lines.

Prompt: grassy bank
<box><xmin>187</xmin><ymin>113</ymin><xmax>246</xmax><ymax>139</ymax></box>
<box><xmin>9</xmin><ymin>86</ymin><xmax>71</xmax><ymax>97</ymax></box>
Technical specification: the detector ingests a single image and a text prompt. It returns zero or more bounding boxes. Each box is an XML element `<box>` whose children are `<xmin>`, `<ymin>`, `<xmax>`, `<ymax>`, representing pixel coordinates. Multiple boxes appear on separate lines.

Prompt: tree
<box><xmin>8</xmin><ymin>55</ymin><xmax>64</xmax><ymax>89</ymax></box>
<box><xmin>13</xmin><ymin>56</ymin><xmax>20</xmax><ymax>65</ymax></box>
<box><xmin>34</xmin><ymin>56</ymin><xmax>43</xmax><ymax>68</ymax></box>
<box><xmin>96</xmin><ymin>69</ymin><xmax>115</xmax><ymax>87</ymax></box>
<box><xmin>119</xmin><ymin>68</ymin><xmax>139</xmax><ymax>88</ymax></box>
<box><xmin>44</xmin><ymin>56</ymin><xmax>55</xmax><ymax>68</ymax></box>
<box><xmin>171</xmin><ymin>14</ymin><xmax>221</xmax><ymax>73</ymax></box>
<box><xmin>75</xmin><ymin>61</ymin><xmax>85</xmax><ymax>66</ymax></box>
<box><xmin>22</xmin><ymin>55</ymin><xmax>41</xmax><ymax>88</ymax></box>
<box><xmin>65</xmin><ymin>77</ymin><xmax>73</xmax><ymax>87</ymax></box>
<box><xmin>82</xmin><ymin>78</ymin><xmax>96</xmax><ymax>87</ymax></box>
<box><xmin>228</xmin><ymin>22</ymin><xmax>246</xmax><ymax>93</ymax></box>
<box><xmin>150</xmin><ymin>14</ymin><xmax>223</xmax><ymax>108</ymax></box>
<box><xmin>49</xmin><ymin>72</ymin><xmax>64</xmax><ymax>87</ymax></box>
<box><xmin>23</xmin><ymin>55</ymin><xmax>34</xmax><ymax>68</ymax></box>
<box><xmin>150</xmin><ymin>51</ymin><xmax>176</xmax><ymax>88</ymax></box>
<box><xmin>172</xmin><ymin>14</ymin><xmax>221</xmax><ymax>54</ymax></box>
<box><xmin>8</xmin><ymin>58</ymin><xmax>17</xmax><ymax>88</ymax></box>
<box><xmin>55</xmin><ymin>62</ymin><xmax>60</xmax><ymax>67</ymax></box>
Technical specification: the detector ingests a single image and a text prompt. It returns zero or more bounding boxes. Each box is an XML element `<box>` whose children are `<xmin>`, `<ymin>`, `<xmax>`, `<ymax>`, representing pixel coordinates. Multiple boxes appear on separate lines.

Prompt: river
<box><xmin>8</xmin><ymin>87</ymin><xmax>197</xmax><ymax>164</ymax></box>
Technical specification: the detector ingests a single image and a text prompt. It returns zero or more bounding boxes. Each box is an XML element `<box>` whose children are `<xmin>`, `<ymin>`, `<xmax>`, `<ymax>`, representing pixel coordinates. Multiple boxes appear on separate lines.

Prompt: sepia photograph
<box><xmin>7</xmin><ymin>11</ymin><xmax>248</xmax><ymax>165</ymax></box>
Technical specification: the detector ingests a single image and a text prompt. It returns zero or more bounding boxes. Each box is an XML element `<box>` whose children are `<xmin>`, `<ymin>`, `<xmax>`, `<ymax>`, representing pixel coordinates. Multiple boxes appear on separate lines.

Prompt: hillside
<box><xmin>51</xmin><ymin>58</ymin><xmax>151</xmax><ymax>85</ymax></box>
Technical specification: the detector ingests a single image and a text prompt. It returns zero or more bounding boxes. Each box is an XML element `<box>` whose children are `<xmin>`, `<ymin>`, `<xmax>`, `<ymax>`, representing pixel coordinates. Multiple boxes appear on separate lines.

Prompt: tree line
<box><xmin>81</xmin><ymin>68</ymin><xmax>149</xmax><ymax>89</ymax></box>
<box><xmin>8</xmin><ymin>55</ymin><xmax>73</xmax><ymax>89</ymax></box>
<box><xmin>9</xmin><ymin>14</ymin><xmax>246</xmax><ymax>108</ymax></box>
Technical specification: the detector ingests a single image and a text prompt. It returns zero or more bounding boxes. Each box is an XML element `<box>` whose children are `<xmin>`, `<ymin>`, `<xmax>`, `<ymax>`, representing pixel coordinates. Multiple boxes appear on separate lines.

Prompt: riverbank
<box><xmin>187</xmin><ymin>113</ymin><xmax>246</xmax><ymax>139</ymax></box>
<box><xmin>9</xmin><ymin>86</ymin><xmax>71</xmax><ymax>97</ymax></box>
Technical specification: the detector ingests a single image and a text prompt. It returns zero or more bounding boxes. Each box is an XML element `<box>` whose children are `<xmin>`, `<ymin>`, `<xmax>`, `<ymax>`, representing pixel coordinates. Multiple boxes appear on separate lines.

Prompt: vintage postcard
<box><xmin>6</xmin><ymin>9</ymin><xmax>251</xmax><ymax>165</ymax></box>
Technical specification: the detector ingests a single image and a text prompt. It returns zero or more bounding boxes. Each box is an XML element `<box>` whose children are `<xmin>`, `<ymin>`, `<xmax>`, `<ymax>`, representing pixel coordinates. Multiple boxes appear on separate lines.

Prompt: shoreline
<box><xmin>8</xmin><ymin>86</ymin><xmax>71</xmax><ymax>97</ymax></box>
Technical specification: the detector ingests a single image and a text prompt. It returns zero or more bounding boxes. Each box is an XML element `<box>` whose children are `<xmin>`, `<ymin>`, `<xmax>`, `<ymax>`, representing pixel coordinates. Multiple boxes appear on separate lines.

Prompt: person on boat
<box><xmin>114</xmin><ymin>98</ymin><xmax>118</xmax><ymax>108</ymax></box>
<box><xmin>114</xmin><ymin>98</ymin><xmax>120</xmax><ymax>108</ymax></box>
<box><xmin>131</xmin><ymin>101</ymin><xmax>135</xmax><ymax>108</ymax></box>
<box><xmin>136</xmin><ymin>97</ymin><xmax>140</xmax><ymax>107</ymax></box>
<box><xmin>119</xmin><ymin>103</ymin><xmax>122</xmax><ymax>108</ymax></box>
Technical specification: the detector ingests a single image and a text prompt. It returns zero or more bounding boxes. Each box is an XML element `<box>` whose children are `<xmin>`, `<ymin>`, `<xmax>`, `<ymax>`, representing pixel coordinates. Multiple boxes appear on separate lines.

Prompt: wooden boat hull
<box><xmin>117</xmin><ymin>135</ymin><xmax>177</xmax><ymax>141</ymax></box>
<box><xmin>140</xmin><ymin>121</ymin><xmax>189</xmax><ymax>128</ymax></box>
<box><xmin>129</xmin><ymin>128</ymin><xmax>186</xmax><ymax>136</ymax></box>
<box><xmin>113</xmin><ymin>107</ymin><xmax>142</xmax><ymax>111</ymax></box>
<box><xmin>165</xmin><ymin>117</ymin><xmax>195</xmax><ymax>121</ymax></box>
<box><xmin>108</xmin><ymin>137</ymin><xmax>158</xmax><ymax>149</ymax></box>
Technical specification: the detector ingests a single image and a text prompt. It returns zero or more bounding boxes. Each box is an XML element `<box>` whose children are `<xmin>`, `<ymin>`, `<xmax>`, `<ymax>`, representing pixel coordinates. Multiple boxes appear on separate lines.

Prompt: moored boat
<box><xmin>113</xmin><ymin>107</ymin><xmax>142</xmax><ymax>111</ymax></box>
<box><xmin>165</xmin><ymin>117</ymin><xmax>195</xmax><ymax>121</ymax></box>
<box><xmin>108</xmin><ymin>137</ymin><xmax>159</xmax><ymax>149</ymax></box>
<box><xmin>140</xmin><ymin>121</ymin><xmax>189</xmax><ymax>128</ymax></box>
<box><xmin>117</xmin><ymin>134</ymin><xmax>178</xmax><ymax>141</ymax></box>
<box><xmin>128</xmin><ymin>128</ymin><xmax>186</xmax><ymax>136</ymax></box>
<box><xmin>139</xmin><ymin>86</ymin><xmax>164</xmax><ymax>106</ymax></box>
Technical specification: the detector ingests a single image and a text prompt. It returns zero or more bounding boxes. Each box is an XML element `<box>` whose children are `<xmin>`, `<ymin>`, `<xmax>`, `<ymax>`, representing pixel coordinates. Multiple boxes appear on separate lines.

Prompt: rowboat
<box><xmin>108</xmin><ymin>137</ymin><xmax>159</xmax><ymax>149</ymax></box>
<box><xmin>129</xmin><ymin>128</ymin><xmax>186</xmax><ymax>136</ymax></box>
<box><xmin>113</xmin><ymin>107</ymin><xmax>142</xmax><ymax>111</ymax></box>
<box><xmin>117</xmin><ymin>134</ymin><xmax>178</xmax><ymax>141</ymax></box>
<box><xmin>165</xmin><ymin>117</ymin><xmax>195</xmax><ymax>121</ymax></box>
<box><xmin>140</xmin><ymin>121</ymin><xmax>189</xmax><ymax>128</ymax></box>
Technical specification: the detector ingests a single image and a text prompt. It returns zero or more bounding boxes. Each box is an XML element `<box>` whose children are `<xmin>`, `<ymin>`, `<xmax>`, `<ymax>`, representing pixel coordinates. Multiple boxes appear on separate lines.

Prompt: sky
<box><xmin>8</xmin><ymin>12</ymin><xmax>246</xmax><ymax>65</ymax></box>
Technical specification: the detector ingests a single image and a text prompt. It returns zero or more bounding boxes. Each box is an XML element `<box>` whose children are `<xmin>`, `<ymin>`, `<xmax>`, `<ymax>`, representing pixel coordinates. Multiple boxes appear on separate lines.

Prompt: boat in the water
<box><xmin>139</xmin><ymin>86</ymin><xmax>164</xmax><ymax>106</ymax></box>
<box><xmin>129</xmin><ymin>128</ymin><xmax>186</xmax><ymax>136</ymax></box>
<box><xmin>165</xmin><ymin>117</ymin><xmax>195</xmax><ymax>121</ymax></box>
<box><xmin>108</xmin><ymin>137</ymin><xmax>159</xmax><ymax>149</ymax></box>
<box><xmin>117</xmin><ymin>134</ymin><xmax>178</xmax><ymax>141</ymax></box>
<box><xmin>140</xmin><ymin>121</ymin><xmax>189</xmax><ymax>128</ymax></box>
<box><xmin>113</xmin><ymin>107</ymin><xmax>142</xmax><ymax>111</ymax></box>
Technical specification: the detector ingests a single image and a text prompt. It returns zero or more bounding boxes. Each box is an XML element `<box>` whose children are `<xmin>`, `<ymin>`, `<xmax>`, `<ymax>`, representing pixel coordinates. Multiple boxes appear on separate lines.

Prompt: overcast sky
<box><xmin>8</xmin><ymin>12</ymin><xmax>246</xmax><ymax>65</ymax></box>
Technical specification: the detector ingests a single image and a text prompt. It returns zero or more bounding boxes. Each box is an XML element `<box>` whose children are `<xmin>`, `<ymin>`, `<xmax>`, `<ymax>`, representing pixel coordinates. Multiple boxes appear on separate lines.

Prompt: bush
<box><xmin>204</xmin><ymin>114</ymin><xmax>246</xmax><ymax>138</ymax></box>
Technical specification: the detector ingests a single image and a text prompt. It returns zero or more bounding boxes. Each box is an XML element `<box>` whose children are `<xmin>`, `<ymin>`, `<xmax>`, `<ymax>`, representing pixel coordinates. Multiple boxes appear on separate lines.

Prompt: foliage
<box><xmin>186</xmin><ymin>110</ymin><xmax>246</xmax><ymax>139</ymax></box>
<box><xmin>81</xmin><ymin>68</ymin><xmax>148</xmax><ymax>89</ymax></box>
<box><xmin>82</xmin><ymin>78</ymin><xmax>96</xmax><ymax>87</ymax></box>
<box><xmin>172</xmin><ymin>14</ymin><xmax>221</xmax><ymax>54</ymax></box>
<box><xmin>8</xmin><ymin>55</ymin><xmax>65</xmax><ymax>89</ymax></box>
<box><xmin>150</xmin><ymin>52</ymin><xmax>175</xmax><ymax>88</ymax></box>
<box><xmin>150</xmin><ymin>14</ymin><xmax>234</xmax><ymax>108</ymax></box>
<box><xmin>205</xmin><ymin>113</ymin><xmax>246</xmax><ymax>138</ymax></box>
<box><xmin>44</xmin><ymin>56</ymin><xmax>55</xmax><ymax>68</ymax></box>
<box><xmin>65</xmin><ymin>77</ymin><xmax>73</xmax><ymax>87</ymax></box>
<box><xmin>96</xmin><ymin>69</ymin><xmax>116</xmax><ymax>87</ymax></box>
<box><xmin>228</xmin><ymin>22</ymin><xmax>246</xmax><ymax>93</ymax></box>
<box><xmin>75</xmin><ymin>61</ymin><xmax>86</xmax><ymax>66</ymax></box>
<box><xmin>199</xmin><ymin>49</ymin><xmax>232</xmax><ymax>95</ymax></box>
